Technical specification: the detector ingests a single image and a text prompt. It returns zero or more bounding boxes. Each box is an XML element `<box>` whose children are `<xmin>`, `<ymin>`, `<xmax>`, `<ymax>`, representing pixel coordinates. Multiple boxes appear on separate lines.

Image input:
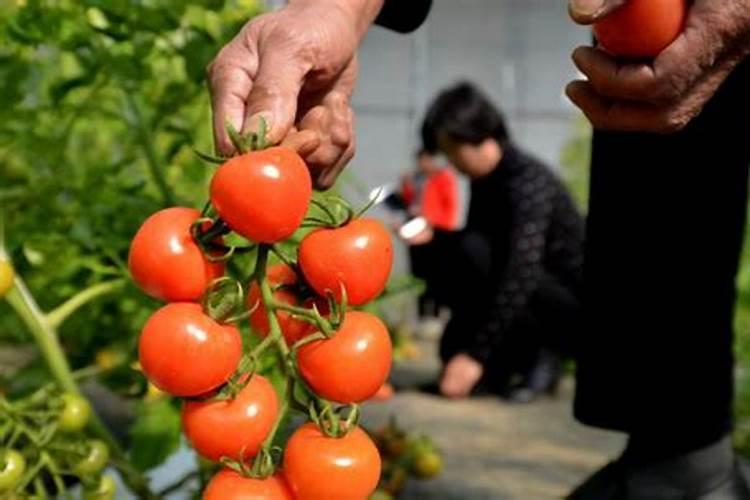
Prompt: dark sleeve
<box><xmin>375</xmin><ymin>0</ymin><xmax>432</xmax><ymax>33</ymax></box>
<box><xmin>465</xmin><ymin>163</ymin><xmax>556</xmax><ymax>364</ymax></box>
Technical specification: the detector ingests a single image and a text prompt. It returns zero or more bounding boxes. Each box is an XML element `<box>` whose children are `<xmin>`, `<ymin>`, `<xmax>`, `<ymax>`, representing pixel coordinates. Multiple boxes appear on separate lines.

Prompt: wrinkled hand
<box><xmin>567</xmin><ymin>0</ymin><xmax>750</xmax><ymax>133</ymax></box>
<box><xmin>209</xmin><ymin>0</ymin><xmax>383</xmax><ymax>188</ymax></box>
<box><xmin>440</xmin><ymin>354</ymin><xmax>484</xmax><ymax>399</ymax></box>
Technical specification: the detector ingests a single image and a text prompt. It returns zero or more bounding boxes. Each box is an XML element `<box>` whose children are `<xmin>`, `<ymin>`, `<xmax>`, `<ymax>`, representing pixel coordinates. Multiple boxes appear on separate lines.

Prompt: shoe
<box><xmin>504</xmin><ymin>350</ymin><xmax>561</xmax><ymax>404</ymax></box>
<box><xmin>568</xmin><ymin>436</ymin><xmax>750</xmax><ymax>500</ymax></box>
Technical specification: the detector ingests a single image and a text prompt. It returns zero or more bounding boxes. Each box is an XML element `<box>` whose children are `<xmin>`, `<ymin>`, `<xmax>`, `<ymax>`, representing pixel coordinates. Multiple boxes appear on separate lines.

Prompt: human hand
<box><xmin>439</xmin><ymin>353</ymin><xmax>484</xmax><ymax>399</ymax></box>
<box><xmin>567</xmin><ymin>0</ymin><xmax>750</xmax><ymax>132</ymax></box>
<box><xmin>208</xmin><ymin>0</ymin><xmax>384</xmax><ymax>188</ymax></box>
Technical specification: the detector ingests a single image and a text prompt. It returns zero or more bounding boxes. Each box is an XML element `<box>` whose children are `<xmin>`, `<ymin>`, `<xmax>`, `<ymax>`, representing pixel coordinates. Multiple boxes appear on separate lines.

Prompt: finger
<box><xmin>281</xmin><ymin>129</ymin><xmax>321</xmax><ymax>157</ymax></box>
<box><xmin>569</xmin><ymin>0</ymin><xmax>626</xmax><ymax>25</ymax></box>
<box><xmin>571</xmin><ymin>46</ymin><xmax>659</xmax><ymax>102</ymax></box>
<box><xmin>243</xmin><ymin>44</ymin><xmax>311</xmax><ymax>145</ymax></box>
<box><xmin>566</xmin><ymin>80</ymin><xmax>669</xmax><ymax>132</ymax></box>
<box><xmin>316</xmin><ymin>138</ymin><xmax>355</xmax><ymax>190</ymax></box>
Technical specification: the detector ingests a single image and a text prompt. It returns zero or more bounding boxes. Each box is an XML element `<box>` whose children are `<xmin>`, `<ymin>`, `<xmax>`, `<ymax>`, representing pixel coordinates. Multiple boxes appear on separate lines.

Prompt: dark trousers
<box><xmin>575</xmin><ymin>58</ymin><xmax>750</xmax><ymax>452</ymax></box>
<box><xmin>433</xmin><ymin>231</ymin><xmax>580</xmax><ymax>387</ymax></box>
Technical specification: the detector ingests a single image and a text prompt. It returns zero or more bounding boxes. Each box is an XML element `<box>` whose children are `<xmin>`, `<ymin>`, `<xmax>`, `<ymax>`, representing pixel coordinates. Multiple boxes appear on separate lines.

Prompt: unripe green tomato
<box><xmin>73</xmin><ymin>440</ymin><xmax>109</xmax><ymax>476</ymax></box>
<box><xmin>0</xmin><ymin>449</ymin><xmax>25</xmax><ymax>492</ymax></box>
<box><xmin>83</xmin><ymin>475</ymin><xmax>116</xmax><ymax>500</ymax></box>
<box><xmin>58</xmin><ymin>393</ymin><xmax>92</xmax><ymax>432</ymax></box>
<box><xmin>0</xmin><ymin>260</ymin><xmax>15</xmax><ymax>298</ymax></box>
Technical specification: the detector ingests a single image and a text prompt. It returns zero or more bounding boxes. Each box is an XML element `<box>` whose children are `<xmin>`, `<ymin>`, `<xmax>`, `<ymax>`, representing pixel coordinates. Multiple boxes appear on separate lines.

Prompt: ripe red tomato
<box><xmin>298</xmin><ymin>218</ymin><xmax>393</xmax><ymax>306</ymax></box>
<box><xmin>138</xmin><ymin>303</ymin><xmax>242</xmax><ymax>397</ymax></box>
<box><xmin>297</xmin><ymin>311</ymin><xmax>392</xmax><ymax>403</ymax></box>
<box><xmin>129</xmin><ymin>207</ymin><xmax>224</xmax><ymax>302</ymax></box>
<box><xmin>210</xmin><ymin>147</ymin><xmax>312</xmax><ymax>243</ymax></box>
<box><xmin>182</xmin><ymin>374</ymin><xmax>279</xmax><ymax>462</ymax></box>
<box><xmin>283</xmin><ymin>423</ymin><xmax>381</xmax><ymax>500</ymax></box>
<box><xmin>247</xmin><ymin>264</ymin><xmax>324</xmax><ymax>344</ymax></box>
<box><xmin>204</xmin><ymin>469</ymin><xmax>292</xmax><ymax>500</ymax></box>
<box><xmin>593</xmin><ymin>0</ymin><xmax>686</xmax><ymax>58</ymax></box>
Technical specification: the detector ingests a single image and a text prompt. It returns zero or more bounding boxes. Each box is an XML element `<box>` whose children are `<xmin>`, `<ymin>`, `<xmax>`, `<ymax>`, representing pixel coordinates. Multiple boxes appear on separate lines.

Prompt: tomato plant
<box><xmin>593</xmin><ymin>0</ymin><xmax>686</xmax><ymax>58</ymax></box>
<box><xmin>0</xmin><ymin>449</ymin><xmax>25</xmax><ymax>493</ymax></box>
<box><xmin>211</xmin><ymin>147</ymin><xmax>313</xmax><ymax>243</ymax></box>
<box><xmin>0</xmin><ymin>260</ymin><xmax>14</xmax><ymax>298</ymax></box>
<box><xmin>203</xmin><ymin>469</ymin><xmax>292</xmax><ymax>500</ymax></box>
<box><xmin>247</xmin><ymin>263</ymin><xmax>324</xmax><ymax>344</ymax></box>
<box><xmin>72</xmin><ymin>440</ymin><xmax>110</xmax><ymax>476</ymax></box>
<box><xmin>298</xmin><ymin>311</ymin><xmax>393</xmax><ymax>403</ymax></box>
<box><xmin>283</xmin><ymin>423</ymin><xmax>381</xmax><ymax>500</ymax></box>
<box><xmin>138</xmin><ymin>303</ymin><xmax>243</xmax><ymax>397</ymax></box>
<box><xmin>129</xmin><ymin>207</ymin><xmax>225</xmax><ymax>302</ymax></box>
<box><xmin>299</xmin><ymin>218</ymin><xmax>394</xmax><ymax>305</ymax></box>
<box><xmin>58</xmin><ymin>393</ymin><xmax>93</xmax><ymax>432</ymax></box>
<box><xmin>182</xmin><ymin>374</ymin><xmax>279</xmax><ymax>462</ymax></box>
<box><xmin>83</xmin><ymin>475</ymin><xmax>116</xmax><ymax>500</ymax></box>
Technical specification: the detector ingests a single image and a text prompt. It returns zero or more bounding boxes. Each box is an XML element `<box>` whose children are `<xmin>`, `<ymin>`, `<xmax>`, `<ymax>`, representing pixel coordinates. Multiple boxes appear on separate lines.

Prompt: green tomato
<box><xmin>58</xmin><ymin>393</ymin><xmax>92</xmax><ymax>432</ymax></box>
<box><xmin>413</xmin><ymin>451</ymin><xmax>443</xmax><ymax>479</ymax></box>
<box><xmin>73</xmin><ymin>440</ymin><xmax>109</xmax><ymax>476</ymax></box>
<box><xmin>0</xmin><ymin>449</ymin><xmax>26</xmax><ymax>492</ymax></box>
<box><xmin>83</xmin><ymin>475</ymin><xmax>116</xmax><ymax>500</ymax></box>
<box><xmin>0</xmin><ymin>260</ymin><xmax>14</xmax><ymax>298</ymax></box>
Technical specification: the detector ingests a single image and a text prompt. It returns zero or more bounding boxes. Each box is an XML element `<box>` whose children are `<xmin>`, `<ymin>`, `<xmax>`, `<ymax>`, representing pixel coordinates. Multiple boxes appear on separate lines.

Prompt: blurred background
<box><xmin>0</xmin><ymin>0</ymin><xmax>749</xmax><ymax>499</ymax></box>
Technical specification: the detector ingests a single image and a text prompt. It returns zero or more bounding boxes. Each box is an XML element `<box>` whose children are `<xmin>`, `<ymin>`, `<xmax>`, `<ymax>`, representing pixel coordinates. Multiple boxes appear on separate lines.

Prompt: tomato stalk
<box><xmin>3</xmin><ymin>274</ymin><xmax>158</xmax><ymax>499</ymax></box>
<box><xmin>45</xmin><ymin>279</ymin><xmax>126</xmax><ymax>330</ymax></box>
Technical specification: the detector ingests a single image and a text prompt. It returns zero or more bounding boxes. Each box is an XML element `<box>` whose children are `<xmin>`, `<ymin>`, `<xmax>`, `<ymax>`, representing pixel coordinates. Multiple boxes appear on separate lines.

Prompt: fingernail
<box><xmin>570</xmin><ymin>0</ymin><xmax>604</xmax><ymax>16</ymax></box>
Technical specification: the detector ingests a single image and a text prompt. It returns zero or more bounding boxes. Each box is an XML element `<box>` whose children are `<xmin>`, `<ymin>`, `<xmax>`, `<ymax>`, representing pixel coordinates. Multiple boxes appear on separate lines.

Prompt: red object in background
<box><xmin>401</xmin><ymin>169</ymin><xmax>460</xmax><ymax>231</ymax></box>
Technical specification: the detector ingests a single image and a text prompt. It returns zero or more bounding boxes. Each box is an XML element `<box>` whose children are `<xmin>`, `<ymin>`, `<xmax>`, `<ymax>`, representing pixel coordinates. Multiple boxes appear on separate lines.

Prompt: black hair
<box><xmin>421</xmin><ymin>81</ymin><xmax>510</xmax><ymax>153</ymax></box>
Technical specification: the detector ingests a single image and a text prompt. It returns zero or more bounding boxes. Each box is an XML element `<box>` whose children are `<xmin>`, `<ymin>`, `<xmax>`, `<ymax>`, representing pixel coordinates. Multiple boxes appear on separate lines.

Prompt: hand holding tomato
<box><xmin>567</xmin><ymin>0</ymin><xmax>750</xmax><ymax>132</ymax></box>
<box><xmin>208</xmin><ymin>0</ymin><xmax>387</xmax><ymax>188</ymax></box>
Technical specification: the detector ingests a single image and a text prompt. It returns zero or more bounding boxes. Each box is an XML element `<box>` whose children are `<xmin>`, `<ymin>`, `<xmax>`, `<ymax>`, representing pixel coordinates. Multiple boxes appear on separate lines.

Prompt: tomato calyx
<box><xmin>189</xmin><ymin>217</ymin><xmax>256</xmax><ymax>263</ymax></box>
<box><xmin>308</xmin><ymin>402</ymin><xmax>361</xmax><ymax>439</ymax></box>
<box><xmin>218</xmin><ymin>444</ymin><xmax>277</xmax><ymax>481</ymax></box>
<box><xmin>199</xmin><ymin>276</ymin><xmax>248</xmax><ymax>324</ymax></box>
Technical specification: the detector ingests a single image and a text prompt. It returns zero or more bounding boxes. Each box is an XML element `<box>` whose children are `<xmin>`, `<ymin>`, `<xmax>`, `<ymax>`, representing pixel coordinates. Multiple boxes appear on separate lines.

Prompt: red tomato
<box><xmin>298</xmin><ymin>218</ymin><xmax>393</xmax><ymax>306</ymax></box>
<box><xmin>247</xmin><ymin>264</ymin><xmax>325</xmax><ymax>345</ymax></box>
<box><xmin>138</xmin><ymin>303</ymin><xmax>242</xmax><ymax>397</ymax></box>
<box><xmin>182</xmin><ymin>375</ymin><xmax>279</xmax><ymax>462</ymax></box>
<box><xmin>203</xmin><ymin>469</ymin><xmax>292</xmax><ymax>500</ymax></box>
<box><xmin>210</xmin><ymin>147</ymin><xmax>312</xmax><ymax>243</ymax></box>
<box><xmin>284</xmin><ymin>423</ymin><xmax>381</xmax><ymax>500</ymax></box>
<box><xmin>129</xmin><ymin>207</ymin><xmax>224</xmax><ymax>302</ymax></box>
<box><xmin>297</xmin><ymin>311</ymin><xmax>392</xmax><ymax>403</ymax></box>
<box><xmin>371</xmin><ymin>382</ymin><xmax>395</xmax><ymax>402</ymax></box>
<box><xmin>593</xmin><ymin>0</ymin><xmax>686</xmax><ymax>58</ymax></box>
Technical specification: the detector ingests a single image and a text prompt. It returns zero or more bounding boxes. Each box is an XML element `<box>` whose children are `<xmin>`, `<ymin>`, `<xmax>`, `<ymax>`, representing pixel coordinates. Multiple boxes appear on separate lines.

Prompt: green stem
<box><xmin>4</xmin><ymin>275</ymin><xmax>158</xmax><ymax>499</ymax></box>
<box><xmin>257</xmin><ymin>246</ymin><xmax>290</xmax><ymax>359</ymax></box>
<box><xmin>46</xmin><ymin>279</ymin><xmax>126</xmax><ymax>329</ymax></box>
<box><xmin>126</xmin><ymin>93</ymin><xmax>175</xmax><ymax>206</ymax></box>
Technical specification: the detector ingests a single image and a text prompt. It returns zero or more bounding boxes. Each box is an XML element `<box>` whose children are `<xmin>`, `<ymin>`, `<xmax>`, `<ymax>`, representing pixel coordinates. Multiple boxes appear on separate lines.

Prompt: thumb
<box><xmin>569</xmin><ymin>0</ymin><xmax>626</xmax><ymax>25</ymax></box>
<box><xmin>242</xmin><ymin>47</ymin><xmax>309</xmax><ymax>144</ymax></box>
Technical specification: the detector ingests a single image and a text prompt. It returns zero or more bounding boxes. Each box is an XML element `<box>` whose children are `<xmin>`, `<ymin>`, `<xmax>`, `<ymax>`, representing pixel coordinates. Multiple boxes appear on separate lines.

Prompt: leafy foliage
<box><xmin>0</xmin><ymin>0</ymin><xmax>263</xmax><ymax>475</ymax></box>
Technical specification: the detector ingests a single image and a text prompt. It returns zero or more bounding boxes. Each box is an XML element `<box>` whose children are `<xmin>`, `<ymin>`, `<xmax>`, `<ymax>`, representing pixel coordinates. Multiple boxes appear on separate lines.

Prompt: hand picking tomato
<box><xmin>593</xmin><ymin>0</ymin><xmax>686</xmax><ymax>58</ymax></box>
<box><xmin>297</xmin><ymin>311</ymin><xmax>392</xmax><ymax>403</ymax></box>
<box><xmin>182</xmin><ymin>374</ymin><xmax>279</xmax><ymax>462</ymax></box>
<box><xmin>138</xmin><ymin>303</ymin><xmax>242</xmax><ymax>397</ymax></box>
<box><xmin>283</xmin><ymin>423</ymin><xmax>381</xmax><ymax>500</ymax></box>
<box><xmin>203</xmin><ymin>469</ymin><xmax>292</xmax><ymax>500</ymax></box>
<box><xmin>298</xmin><ymin>218</ymin><xmax>393</xmax><ymax>306</ymax></box>
<box><xmin>247</xmin><ymin>263</ymin><xmax>325</xmax><ymax>344</ymax></box>
<box><xmin>210</xmin><ymin>147</ymin><xmax>312</xmax><ymax>243</ymax></box>
<box><xmin>129</xmin><ymin>207</ymin><xmax>224</xmax><ymax>302</ymax></box>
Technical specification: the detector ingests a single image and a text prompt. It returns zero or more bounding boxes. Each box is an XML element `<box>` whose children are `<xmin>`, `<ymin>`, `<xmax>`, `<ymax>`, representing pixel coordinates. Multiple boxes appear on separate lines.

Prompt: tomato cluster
<box><xmin>129</xmin><ymin>134</ymin><xmax>394</xmax><ymax>499</ymax></box>
<box><xmin>0</xmin><ymin>390</ymin><xmax>115</xmax><ymax>498</ymax></box>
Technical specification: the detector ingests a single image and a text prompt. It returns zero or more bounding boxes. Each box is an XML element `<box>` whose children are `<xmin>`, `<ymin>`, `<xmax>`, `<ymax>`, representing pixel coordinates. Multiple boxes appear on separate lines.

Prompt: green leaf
<box><xmin>129</xmin><ymin>398</ymin><xmax>182</xmax><ymax>471</ymax></box>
